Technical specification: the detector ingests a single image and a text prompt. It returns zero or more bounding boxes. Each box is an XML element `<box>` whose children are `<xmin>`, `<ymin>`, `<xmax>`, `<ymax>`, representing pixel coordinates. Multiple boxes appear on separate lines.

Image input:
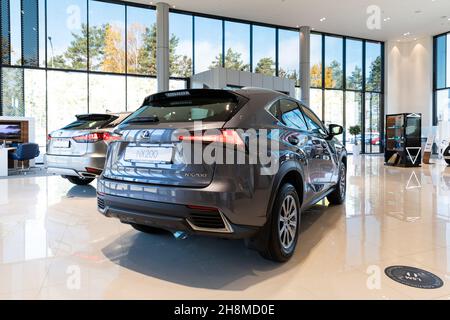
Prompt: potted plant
<box><xmin>349</xmin><ymin>125</ymin><xmax>361</xmax><ymax>155</ymax></box>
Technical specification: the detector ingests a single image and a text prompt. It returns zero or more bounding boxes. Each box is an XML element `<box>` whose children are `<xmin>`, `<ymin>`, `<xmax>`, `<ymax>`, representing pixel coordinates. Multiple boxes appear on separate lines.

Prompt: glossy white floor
<box><xmin>1</xmin><ymin>155</ymin><xmax>450</xmax><ymax>300</ymax></box>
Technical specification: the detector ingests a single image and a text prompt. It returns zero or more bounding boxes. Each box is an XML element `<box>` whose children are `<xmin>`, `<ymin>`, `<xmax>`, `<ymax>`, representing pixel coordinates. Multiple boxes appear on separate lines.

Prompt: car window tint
<box><xmin>62</xmin><ymin>119</ymin><xmax>112</xmax><ymax>130</ymax></box>
<box><xmin>267</xmin><ymin>101</ymin><xmax>280</xmax><ymax>120</ymax></box>
<box><xmin>103</xmin><ymin>114</ymin><xmax>130</xmax><ymax>128</ymax></box>
<box><xmin>301</xmin><ymin>106</ymin><xmax>327</xmax><ymax>135</ymax></box>
<box><xmin>280</xmin><ymin>99</ymin><xmax>308</xmax><ymax>131</ymax></box>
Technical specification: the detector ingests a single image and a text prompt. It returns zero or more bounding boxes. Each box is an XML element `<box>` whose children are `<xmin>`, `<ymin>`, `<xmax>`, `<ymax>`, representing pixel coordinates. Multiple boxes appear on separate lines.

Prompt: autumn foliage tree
<box><xmin>102</xmin><ymin>24</ymin><xmax>126</xmax><ymax>72</ymax></box>
<box><xmin>310</xmin><ymin>61</ymin><xmax>343</xmax><ymax>88</ymax></box>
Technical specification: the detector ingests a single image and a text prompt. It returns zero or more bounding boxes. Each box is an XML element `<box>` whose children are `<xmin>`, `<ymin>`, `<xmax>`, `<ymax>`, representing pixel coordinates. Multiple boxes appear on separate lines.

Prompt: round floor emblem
<box><xmin>385</xmin><ymin>266</ymin><xmax>444</xmax><ymax>289</ymax></box>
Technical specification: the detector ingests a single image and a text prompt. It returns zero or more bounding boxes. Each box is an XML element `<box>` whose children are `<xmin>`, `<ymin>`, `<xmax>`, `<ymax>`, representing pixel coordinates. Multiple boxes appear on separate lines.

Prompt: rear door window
<box><xmin>267</xmin><ymin>101</ymin><xmax>281</xmax><ymax>120</ymax></box>
<box><xmin>279</xmin><ymin>99</ymin><xmax>308</xmax><ymax>131</ymax></box>
<box><xmin>300</xmin><ymin>105</ymin><xmax>327</xmax><ymax>136</ymax></box>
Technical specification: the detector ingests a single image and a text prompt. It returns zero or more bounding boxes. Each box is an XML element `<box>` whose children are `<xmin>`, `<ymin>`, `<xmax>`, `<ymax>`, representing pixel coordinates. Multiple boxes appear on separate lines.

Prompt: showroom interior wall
<box><xmin>386</xmin><ymin>37</ymin><xmax>433</xmax><ymax>136</ymax></box>
<box><xmin>0</xmin><ymin>0</ymin><xmax>383</xmax><ymax>156</ymax></box>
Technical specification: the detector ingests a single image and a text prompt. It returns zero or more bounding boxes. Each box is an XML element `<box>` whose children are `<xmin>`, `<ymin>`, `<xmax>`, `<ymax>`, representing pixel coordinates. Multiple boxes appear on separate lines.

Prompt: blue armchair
<box><xmin>9</xmin><ymin>143</ymin><xmax>40</xmax><ymax>173</ymax></box>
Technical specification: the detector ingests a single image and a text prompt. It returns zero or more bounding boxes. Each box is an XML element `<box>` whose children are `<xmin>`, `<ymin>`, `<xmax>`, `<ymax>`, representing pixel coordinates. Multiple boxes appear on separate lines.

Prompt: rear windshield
<box><xmin>62</xmin><ymin>116</ymin><xmax>118</xmax><ymax>130</ymax></box>
<box><xmin>103</xmin><ymin>114</ymin><xmax>130</xmax><ymax>128</ymax></box>
<box><xmin>121</xmin><ymin>91</ymin><xmax>245</xmax><ymax>125</ymax></box>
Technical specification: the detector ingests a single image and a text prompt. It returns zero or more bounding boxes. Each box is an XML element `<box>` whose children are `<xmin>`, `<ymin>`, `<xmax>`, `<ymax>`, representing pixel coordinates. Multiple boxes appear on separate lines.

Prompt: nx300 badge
<box><xmin>184</xmin><ymin>173</ymin><xmax>208</xmax><ymax>178</ymax></box>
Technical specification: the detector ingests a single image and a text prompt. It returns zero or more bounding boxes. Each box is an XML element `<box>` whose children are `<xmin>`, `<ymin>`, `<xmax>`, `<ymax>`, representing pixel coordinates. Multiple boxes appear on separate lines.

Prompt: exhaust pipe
<box><xmin>173</xmin><ymin>231</ymin><xmax>188</xmax><ymax>240</ymax></box>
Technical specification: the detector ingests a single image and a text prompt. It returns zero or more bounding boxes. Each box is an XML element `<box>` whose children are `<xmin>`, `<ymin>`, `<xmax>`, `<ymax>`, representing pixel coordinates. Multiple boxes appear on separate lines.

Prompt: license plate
<box><xmin>124</xmin><ymin>147</ymin><xmax>173</xmax><ymax>163</ymax></box>
<box><xmin>53</xmin><ymin>139</ymin><xmax>70</xmax><ymax>148</ymax></box>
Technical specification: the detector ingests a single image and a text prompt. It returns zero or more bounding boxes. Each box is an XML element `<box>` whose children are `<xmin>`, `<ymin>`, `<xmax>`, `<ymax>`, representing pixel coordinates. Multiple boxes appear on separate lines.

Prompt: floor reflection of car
<box><xmin>45</xmin><ymin>112</ymin><xmax>130</xmax><ymax>185</ymax></box>
<box><xmin>97</xmin><ymin>88</ymin><xmax>347</xmax><ymax>262</ymax></box>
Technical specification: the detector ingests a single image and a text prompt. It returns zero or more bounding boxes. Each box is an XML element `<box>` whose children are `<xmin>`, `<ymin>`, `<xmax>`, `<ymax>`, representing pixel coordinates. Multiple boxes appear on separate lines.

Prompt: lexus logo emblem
<box><xmin>140</xmin><ymin>130</ymin><xmax>151</xmax><ymax>139</ymax></box>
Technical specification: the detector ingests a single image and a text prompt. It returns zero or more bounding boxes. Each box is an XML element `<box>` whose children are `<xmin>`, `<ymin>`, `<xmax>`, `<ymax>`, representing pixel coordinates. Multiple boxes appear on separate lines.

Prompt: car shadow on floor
<box><xmin>102</xmin><ymin>204</ymin><xmax>341</xmax><ymax>291</ymax></box>
<box><xmin>66</xmin><ymin>185</ymin><xmax>97</xmax><ymax>198</ymax></box>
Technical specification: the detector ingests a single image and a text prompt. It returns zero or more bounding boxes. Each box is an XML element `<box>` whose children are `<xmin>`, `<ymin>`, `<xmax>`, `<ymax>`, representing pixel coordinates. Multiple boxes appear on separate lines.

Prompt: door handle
<box><xmin>288</xmin><ymin>136</ymin><xmax>299</xmax><ymax>145</ymax></box>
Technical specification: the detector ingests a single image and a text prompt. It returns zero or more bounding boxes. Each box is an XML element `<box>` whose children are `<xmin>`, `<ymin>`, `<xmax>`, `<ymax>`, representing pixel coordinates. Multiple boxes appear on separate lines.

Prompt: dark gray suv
<box><xmin>97</xmin><ymin>88</ymin><xmax>347</xmax><ymax>262</ymax></box>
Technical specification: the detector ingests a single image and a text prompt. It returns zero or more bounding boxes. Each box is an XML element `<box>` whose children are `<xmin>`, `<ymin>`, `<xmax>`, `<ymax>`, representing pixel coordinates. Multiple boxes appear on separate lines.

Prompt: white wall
<box><xmin>386</xmin><ymin>37</ymin><xmax>433</xmax><ymax>136</ymax></box>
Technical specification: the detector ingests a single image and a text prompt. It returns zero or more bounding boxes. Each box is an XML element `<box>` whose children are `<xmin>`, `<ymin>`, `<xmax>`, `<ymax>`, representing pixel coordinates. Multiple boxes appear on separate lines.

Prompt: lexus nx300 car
<box><xmin>97</xmin><ymin>89</ymin><xmax>347</xmax><ymax>262</ymax></box>
<box><xmin>46</xmin><ymin>112</ymin><xmax>130</xmax><ymax>185</ymax></box>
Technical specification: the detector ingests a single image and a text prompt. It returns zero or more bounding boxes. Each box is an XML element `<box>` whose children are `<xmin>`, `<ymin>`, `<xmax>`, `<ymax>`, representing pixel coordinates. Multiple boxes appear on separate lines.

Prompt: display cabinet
<box><xmin>385</xmin><ymin>113</ymin><xmax>422</xmax><ymax>167</ymax></box>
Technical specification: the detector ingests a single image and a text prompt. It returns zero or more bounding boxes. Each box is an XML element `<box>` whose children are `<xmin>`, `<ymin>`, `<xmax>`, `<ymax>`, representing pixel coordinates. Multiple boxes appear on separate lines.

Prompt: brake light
<box><xmin>47</xmin><ymin>134</ymin><xmax>52</xmax><ymax>141</ymax></box>
<box><xmin>179</xmin><ymin>129</ymin><xmax>244</xmax><ymax>146</ymax></box>
<box><xmin>73</xmin><ymin>132</ymin><xmax>102</xmax><ymax>143</ymax></box>
<box><xmin>73</xmin><ymin>132</ymin><xmax>121</xmax><ymax>143</ymax></box>
<box><xmin>103</xmin><ymin>132</ymin><xmax>122</xmax><ymax>142</ymax></box>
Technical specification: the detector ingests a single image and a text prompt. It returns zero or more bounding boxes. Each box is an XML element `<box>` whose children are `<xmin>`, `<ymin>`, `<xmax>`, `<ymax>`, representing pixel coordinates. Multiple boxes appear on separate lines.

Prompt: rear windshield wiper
<box><xmin>126</xmin><ymin>116</ymin><xmax>160</xmax><ymax>124</ymax></box>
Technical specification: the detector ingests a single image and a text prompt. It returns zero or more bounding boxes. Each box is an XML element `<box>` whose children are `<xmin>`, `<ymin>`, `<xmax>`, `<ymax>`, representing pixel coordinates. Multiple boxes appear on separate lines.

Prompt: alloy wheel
<box><xmin>278</xmin><ymin>194</ymin><xmax>298</xmax><ymax>251</ymax></box>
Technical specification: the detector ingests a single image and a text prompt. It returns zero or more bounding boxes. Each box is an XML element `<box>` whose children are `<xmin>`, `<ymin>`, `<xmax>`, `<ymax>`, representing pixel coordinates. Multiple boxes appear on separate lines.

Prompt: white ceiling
<box><xmin>128</xmin><ymin>0</ymin><xmax>450</xmax><ymax>41</ymax></box>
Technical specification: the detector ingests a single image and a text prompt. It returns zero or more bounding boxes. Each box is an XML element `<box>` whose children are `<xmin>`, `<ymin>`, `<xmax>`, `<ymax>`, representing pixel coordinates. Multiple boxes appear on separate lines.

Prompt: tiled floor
<box><xmin>1</xmin><ymin>155</ymin><xmax>450</xmax><ymax>299</ymax></box>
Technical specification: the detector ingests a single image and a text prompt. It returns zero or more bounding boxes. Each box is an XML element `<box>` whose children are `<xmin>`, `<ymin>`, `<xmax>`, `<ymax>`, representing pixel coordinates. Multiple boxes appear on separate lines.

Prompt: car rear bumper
<box><xmin>97</xmin><ymin>193</ymin><xmax>259</xmax><ymax>239</ymax></box>
<box><xmin>45</xmin><ymin>154</ymin><xmax>106</xmax><ymax>177</ymax></box>
<box><xmin>97</xmin><ymin>169</ymin><xmax>271</xmax><ymax>228</ymax></box>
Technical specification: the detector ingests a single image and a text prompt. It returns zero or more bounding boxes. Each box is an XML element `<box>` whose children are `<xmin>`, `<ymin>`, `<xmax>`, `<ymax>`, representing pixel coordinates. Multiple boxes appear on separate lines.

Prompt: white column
<box><xmin>156</xmin><ymin>2</ymin><xmax>170</xmax><ymax>92</ymax></box>
<box><xmin>299</xmin><ymin>26</ymin><xmax>311</xmax><ymax>106</ymax></box>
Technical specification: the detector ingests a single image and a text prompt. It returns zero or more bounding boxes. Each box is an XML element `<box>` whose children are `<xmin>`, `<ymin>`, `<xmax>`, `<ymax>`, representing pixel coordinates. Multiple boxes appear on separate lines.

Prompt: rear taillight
<box><xmin>73</xmin><ymin>132</ymin><xmax>121</xmax><ymax>143</ymax></box>
<box><xmin>47</xmin><ymin>134</ymin><xmax>52</xmax><ymax>141</ymax></box>
<box><xmin>179</xmin><ymin>129</ymin><xmax>244</xmax><ymax>146</ymax></box>
<box><xmin>73</xmin><ymin>132</ymin><xmax>102</xmax><ymax>143</ymax></box>
<box><xmin>103</xmin><ymin>132</ymin><xmax>122</xmax><ymax>143</ymax></box>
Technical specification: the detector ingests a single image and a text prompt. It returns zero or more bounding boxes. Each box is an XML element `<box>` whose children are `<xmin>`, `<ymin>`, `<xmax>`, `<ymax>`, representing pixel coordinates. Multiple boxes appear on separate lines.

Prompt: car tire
<box><xmin>258</xmin><ymin>183</ymin><xmax>300</xmax><ymax>263</ymax></box>
<box><xmin>66</xmin><ymin>176</ymin><xmax>95</xmax><ymax>186</ymax></box>
<box><xmin>327</xmin><ymin>162</ymin><xmax>346</xmax><ymax>205</ymax></box>
<box><xmin>130</xmin><ymin>223</ymin><xmax>167</xmax><ymax>234</ymax></box>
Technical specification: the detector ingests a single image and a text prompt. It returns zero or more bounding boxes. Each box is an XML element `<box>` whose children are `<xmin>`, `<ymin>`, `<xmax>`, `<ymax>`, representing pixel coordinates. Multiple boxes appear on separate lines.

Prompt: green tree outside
<box><xmin>255</xmin><ymin>57</ymin><xmax>275</xmax><ymax>76</ymax></box>
<box><xmin>46</xmin><ymin>22</ymin><xmax>192</xmax><ymax>77</ymax></box>
<box><xmin>210</xmin><ymin>48</ymin><xmax>249</xmax><ymax>71</ymax></box>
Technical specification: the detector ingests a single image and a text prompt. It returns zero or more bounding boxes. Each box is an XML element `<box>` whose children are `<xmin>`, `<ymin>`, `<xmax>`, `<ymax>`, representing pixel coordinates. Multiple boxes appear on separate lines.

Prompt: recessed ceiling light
<box><xmin>384</xmin><ymin>17</ymin><xmax>391</xmax><ymax>22</ymax></box>
<box><xmin>319</xmin><ymin>17</ymin><xmax>326</xmax><ymax>22</ymax></box>
<box><xmin>296</xmin><ymin>25</ymin><xmax>299</xmax><ymax>28</ymax></box>
<box><xmin>403</xmin><ymin>32</ymin><xmax>411</xmax><ymax>36</ymax></box>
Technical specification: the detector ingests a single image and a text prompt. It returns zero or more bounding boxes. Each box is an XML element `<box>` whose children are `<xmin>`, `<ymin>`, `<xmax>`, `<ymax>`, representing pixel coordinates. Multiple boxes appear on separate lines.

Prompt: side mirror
<box><xmin>328</xmin><ymin>124</ymin><xmax>344</xmax><ymax>137</ymax></box>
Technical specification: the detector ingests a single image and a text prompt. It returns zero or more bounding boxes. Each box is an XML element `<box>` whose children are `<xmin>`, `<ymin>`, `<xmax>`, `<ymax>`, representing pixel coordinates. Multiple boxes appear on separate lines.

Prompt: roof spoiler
<box><xmin>75</xmin><ymin>114</ymin><xmax>117</xmax><ymax>121</ymax></box>
<box><xmin>142</xmin><ymin>89</ymin><xmax>242</xmax><ymax>106</ymax></box>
